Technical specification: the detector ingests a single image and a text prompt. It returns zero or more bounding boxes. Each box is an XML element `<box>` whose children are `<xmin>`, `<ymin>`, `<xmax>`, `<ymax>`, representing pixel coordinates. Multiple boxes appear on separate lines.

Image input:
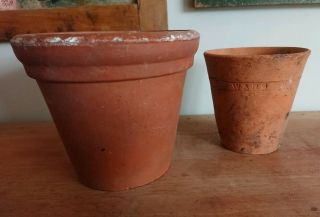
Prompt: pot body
<box><xmin>205</xmin><ymin>47</ymin><xmax>310</xmax><ymax>154</ymax></box>
<box><xmin>11</xmin><ymin>31</ymin><xmax>199</xmax><ymax>190</ymax></box>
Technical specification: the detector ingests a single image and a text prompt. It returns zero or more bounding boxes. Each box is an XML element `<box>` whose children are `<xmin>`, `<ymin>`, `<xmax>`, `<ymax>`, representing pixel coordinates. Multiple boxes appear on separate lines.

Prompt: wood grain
<box><xmin>0</xmin><ymin>4</ymin><xmax>140</xmax><ymax>41</ymax></box>
<box><xmin>138</xmin><ymin>0</ymin><xmax>168</xmax><ymax>31</ymax></box>
<box><xmin>0</xmin><ymin>112</ymin><xmax>320</xmax><ymax>216</ymax></box>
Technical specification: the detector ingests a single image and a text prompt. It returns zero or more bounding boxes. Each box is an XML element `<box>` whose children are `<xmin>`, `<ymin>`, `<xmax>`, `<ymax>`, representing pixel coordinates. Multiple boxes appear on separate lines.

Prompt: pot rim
<box><xmin>204</xmin><ymin>46</ymin><xmax>311</xmax><ymax>58</ymax></box>
<box><xmin>11</xmin><ymin>30</ymin><xmax>199</xmax><ymax>47</ymax></box>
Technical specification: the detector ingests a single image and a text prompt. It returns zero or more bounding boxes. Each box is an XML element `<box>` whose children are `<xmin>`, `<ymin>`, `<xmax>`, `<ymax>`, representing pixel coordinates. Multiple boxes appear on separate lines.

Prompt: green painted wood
<box><xmin>16</xmin><ymin>0</ymin><xmax>137</xmax><ymax>10</ymax></box>
<box><xmin>195</xmin><ymin>0</ymin><xmax>320</xmax><ymax>8</ymax></box>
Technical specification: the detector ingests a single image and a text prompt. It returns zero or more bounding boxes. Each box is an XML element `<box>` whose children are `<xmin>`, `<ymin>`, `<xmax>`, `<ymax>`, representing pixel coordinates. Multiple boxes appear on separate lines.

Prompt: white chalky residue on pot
<box><xmin>11</xmin><ymin>37</ymin><xmax>23</xmax><ymax>44</ymax></box>
<box><xmin>112</xmin><ymin>37</ymin><xmax>124</xmax><ymax>42</ymax></box>
<box><xmin>128</xmin><ymin>37</ymin><xmax>149</xmax><ymax>43</ymax></box>
<box><xmin>45</xmin><ymin>37</ymin><xmax>62</xmax><ymax>43</ymax></box>
<box><xmin>22</xmin><ymin>38</ymin><xmax>38</xmax><ymax>46</ymax></box>
<box><xmin>42</xmin><ymin>36</ymin><xmax>83</xmax><ymax>46</ymax></box>
<box><xmin>157</xmin><ymin>32</ymin><xmax>198</xmax><ymax>42</ymax></box>
<box><xmin>12</xmin><ymin>36</ymin><xmax>84</xmax><ymax>47</ymax></box>
<box><xmin>12</xmin><ymin>31</ymin><xmax>198</xmax><ymax>47</ymax></box>
<box><xmin>12</xmin><ymin>37</ymin><xmax>38</xmax><ymax>46</ymax></box>
<box><xmin>159</xmin><ymin>35</ymin><xmax>176</xmax><ymax>42</ymax></box>
<box><xmin>63</xmin><ymin>37</ymin><xmax>81</xmax><ymax>46</ymax></box>
<box><xmin>139</xmin><ymin>37</ymin><xmax>149</xmax><ymax>42</ymax></box>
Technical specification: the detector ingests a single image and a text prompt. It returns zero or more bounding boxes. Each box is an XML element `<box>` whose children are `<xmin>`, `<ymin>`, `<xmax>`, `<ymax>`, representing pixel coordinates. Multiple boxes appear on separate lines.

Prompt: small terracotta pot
<box><xmin>11</xmin><ymin>31</ymin><xmax>199</xmax><ymax>190</ymax></box>
<box><xmin>204</xmin><ymin>47</ymin><xmax>310</xmax><ymax>154</ymax></box>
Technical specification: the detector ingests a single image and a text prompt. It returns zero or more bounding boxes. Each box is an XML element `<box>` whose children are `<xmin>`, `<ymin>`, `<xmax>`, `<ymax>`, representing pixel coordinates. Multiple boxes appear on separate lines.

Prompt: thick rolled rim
<box><xmin>204</xmin><ymin>47</ymin><xmax>311</xmax><ymax>58</ymax></box>
<box><xmin>10</xmin><ymin>30</ymin><xmax>199</xmax><ymax>47</ymax></box>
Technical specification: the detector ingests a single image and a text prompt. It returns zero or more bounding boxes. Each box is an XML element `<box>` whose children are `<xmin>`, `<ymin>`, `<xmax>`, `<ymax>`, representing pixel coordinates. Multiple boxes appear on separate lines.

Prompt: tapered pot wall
<box><xmin>11</xmin><ymin>31</ymin><xmax>199</xmax><ymax>190</ymax></box>
<box><xmin>205</xmin><ymin>47</ymin><xmax>310</xmax><ymax>154</ymax></box>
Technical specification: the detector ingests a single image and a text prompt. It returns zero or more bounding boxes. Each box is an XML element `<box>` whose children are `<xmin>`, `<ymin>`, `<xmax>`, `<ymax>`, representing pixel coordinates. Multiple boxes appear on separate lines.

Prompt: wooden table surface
<box><xmin>1</xmin><ymin>112</ymin><xmax>320</xmax><ymax>217</ymax></box>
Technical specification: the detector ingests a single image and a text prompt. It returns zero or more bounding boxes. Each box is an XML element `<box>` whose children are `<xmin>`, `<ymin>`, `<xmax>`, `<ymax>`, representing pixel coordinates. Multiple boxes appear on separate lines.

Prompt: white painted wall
<box><xmin>0</xmin><ymin>43</ymin><xmax>50</xmax><ymax>122</ymax></box>
<box><xmin>0</xmin><ymin>1</ymin><xmax>319</xmax><ymax>122</ymax></box>
<box><xmin>170</xmin><ymin>0</ymin><xmax>320</xmax><ymax>115</ymax></box>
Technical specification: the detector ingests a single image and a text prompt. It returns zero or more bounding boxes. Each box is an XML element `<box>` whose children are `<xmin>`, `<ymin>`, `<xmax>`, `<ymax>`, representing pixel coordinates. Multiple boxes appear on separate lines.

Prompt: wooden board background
<box><xmin>0</xmin><ymin>0</ymin><xmax>168</xmax><ymax>41</ymax></box>
<box><xmin>195</xmin><ymin>0</ymin><xmax>320</xmax><ymax>8</ymax></box>
<box><xmin>1</xmin><ymin>113</ymin><xmax>320</xmax><ymax>216</ymax></box>
<box><xmin>0</xmin><ymin>4</ymin><xmax>140</xmax><ymax>40</ymax></box>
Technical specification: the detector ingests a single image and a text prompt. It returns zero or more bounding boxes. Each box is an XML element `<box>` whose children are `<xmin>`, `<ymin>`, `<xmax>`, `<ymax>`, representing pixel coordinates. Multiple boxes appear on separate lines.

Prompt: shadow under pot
<box><xmin>204</xmin><ymin>47</ymin><xmax>310</xmax><ymax>154</ymax></box>
<box><xmin>11</xmin><ymin>30</ymin><xmax>199</xmax><ymax>191</ymax></box>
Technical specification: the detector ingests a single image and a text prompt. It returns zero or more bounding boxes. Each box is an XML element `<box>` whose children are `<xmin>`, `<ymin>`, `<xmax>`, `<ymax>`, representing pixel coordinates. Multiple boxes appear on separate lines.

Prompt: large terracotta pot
<box><xmin>11</xmin><ymin>31</ymin><xmax>199</xmax><ymax>191</ymax></box>
<box><xmin>204</xmin><ymin>47</ymin><xmax>310</xmax><ymax>154</ymax></box>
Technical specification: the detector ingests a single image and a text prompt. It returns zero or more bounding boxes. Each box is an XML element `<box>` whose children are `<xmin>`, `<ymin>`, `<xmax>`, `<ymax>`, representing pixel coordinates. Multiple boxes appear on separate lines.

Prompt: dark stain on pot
<box><xmin>66</xmin><ymin>22</ymin><xmax>75</xmax><ymax>31</ymax></box>
<box><xmin>296</xmin><ymin>59</ymin><xmax>303</xmax><ymax>66</ymax></box>
<box><xmin>272</xmin><ymin>54</ymin><xmax>289</xmax><ymax>61</ymax></box>
<box><xmin>5</xmin><ymin>27</ymin><xmax>15</xmax><ymax>39</ymax></box>
<box><xmin>56</xmin><ymin>26</ymin><xmax>64</xmax><ymax>32</ymax></box>
<box><xmin>121</xmin><ymin>8</ymin><xmax>128</xmax><ymax>16</ymax></box>
<box><xmin>253</xmin><ymin>140</ymin><xmax>260</xmax><ymax>148</ymax></box>
<box><xmin>86</xmin><ymin>11</ymin><xmax>98</xmax><ymax>25</ymax></box>
<box><xmin>311</xmin><ymin>207</ymin><xmax>318</xmax><ymax>212</ymax></box>
<box><xmin>228</xmin><ymin>104</ymin><xmax>236</xmax><ymax>113</ymax></box>
<box><xmin>250</xmin><ymin>134</ymin><xmax>262</xmax><ymax>148</ymax></box>
<box><xmin>100</xmin><ymin>148</ymin><xmax>106</xmax><ymax>152</ymax></box>
<box><xmin>63</xmin><ymin>18</ymin><xmax>75</xmax><ymax>31</ymax></box>
<box><xmin>181</xmin><ymin>173</ymin><xmax>189</xmax><ymax>177</ymax></box>
<box><xmin>269</xmin><ymin>131</ymin><xmax>278</xmax><ymax>141</ymax></box>
<box><xmin>240</xmin><ymin>147</ymin><xmax>245</xmax><ymax>152</ymax></box>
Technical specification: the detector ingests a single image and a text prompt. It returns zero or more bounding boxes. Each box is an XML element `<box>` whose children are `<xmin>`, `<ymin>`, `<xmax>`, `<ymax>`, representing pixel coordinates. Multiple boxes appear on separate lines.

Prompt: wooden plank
<box><xmin>0</xmin><ymin>4</ymin><xmax>140</xmax><ymax>41</ymax></box>
<box><xmin>0</xmin><ymin>112</ymin><xmax>320</xmax><ymax>216</ymax></box>
<box><xmin>195</xmin><ymin>0</ymin><xmax>320</xmax><ymax>8</ymax></box>
<box><xmin>138</xmin><ymin>0</ymin><xmax>168</xmax><ymax>31</ymax></box>
<box><xmin>9</xmin><ymin>0</ymin><xmax>136</xmax><ymax>9</ymax></box>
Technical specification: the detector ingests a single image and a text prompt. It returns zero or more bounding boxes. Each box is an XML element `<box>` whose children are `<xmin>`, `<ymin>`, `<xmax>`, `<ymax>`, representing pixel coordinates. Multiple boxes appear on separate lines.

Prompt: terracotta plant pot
<box><xmin>204</xmin><ymin>47</ymin><xmax>310</xmax><ymax>154</ymax></box>
<box><xmin>11</xmin><ymin>31</ymin><xmax>199</xmax><ymax>191</ymax></box>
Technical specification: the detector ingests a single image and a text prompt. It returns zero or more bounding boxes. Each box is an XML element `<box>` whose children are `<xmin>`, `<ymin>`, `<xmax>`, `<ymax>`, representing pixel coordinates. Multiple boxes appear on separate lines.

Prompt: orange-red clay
<box><xmin>205</xmin><ymin>47</ymin><xmax>310</xmax><ymax>154</ymax></box>
<box><xmin>11</xmin><ymin>31</ymin><xmax>199</xmax><ymax>191</ymax></box>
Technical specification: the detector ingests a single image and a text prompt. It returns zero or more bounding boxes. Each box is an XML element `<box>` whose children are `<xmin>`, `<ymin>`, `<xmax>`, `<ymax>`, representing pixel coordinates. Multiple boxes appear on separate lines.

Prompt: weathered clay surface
<box><xmin>204</xmin><ymin>47</ymin><xmax>310</xmax><ymax>154</ymax></box>
<box><xmin>11</xmin><ymin>30</ymin><xmax>199</xmax><ymax>190</ymax></box>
